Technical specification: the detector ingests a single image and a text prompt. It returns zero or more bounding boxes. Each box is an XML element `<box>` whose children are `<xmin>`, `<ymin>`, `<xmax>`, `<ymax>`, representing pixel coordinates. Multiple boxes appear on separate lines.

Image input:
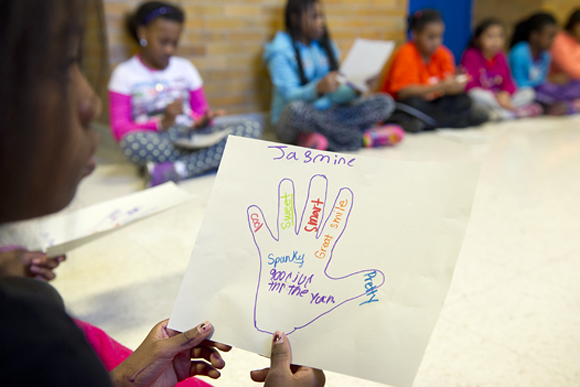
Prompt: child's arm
<box><xmin>267</xmin><ymin>52</ymin><xmax>324</xmax><ymax>102</ymax></box>
<box><xmin>509</xmin><ymin>49</ymin><xmax>534</xmax><ymax>88</ymax></box>
<box><xmin>189</xmin><ymin>87</ymin><xmax>210</xmax><ymax>120</ymax></box>
<box><xmin>108</xmin><ymin>91</ymin><xmax>161</xmax><ymax>142</ymax></box>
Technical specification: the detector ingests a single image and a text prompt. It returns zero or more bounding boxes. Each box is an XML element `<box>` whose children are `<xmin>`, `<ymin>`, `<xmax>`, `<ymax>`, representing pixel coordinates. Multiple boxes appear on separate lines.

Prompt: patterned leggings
<box><xmin>275</xmin><ymin>93</ymin><xmax>395</xmax><ymax>151</ymax></box>
<box><xmin>119</xmin><ymin>118</ymin><xmax>262</xmax><ymax>179</ymax></box>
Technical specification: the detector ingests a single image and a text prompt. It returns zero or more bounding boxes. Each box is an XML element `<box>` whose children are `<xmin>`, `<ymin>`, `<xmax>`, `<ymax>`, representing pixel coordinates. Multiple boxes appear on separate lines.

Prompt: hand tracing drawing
<box><xmin>247</xmin><ymin>174</ymin><xmax>385</xmax><ymax>335</ymax></box>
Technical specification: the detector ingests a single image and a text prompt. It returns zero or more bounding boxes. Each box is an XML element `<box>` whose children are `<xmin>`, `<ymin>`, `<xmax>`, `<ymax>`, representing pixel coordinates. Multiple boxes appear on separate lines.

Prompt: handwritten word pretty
<box><xmin>280</xmin><ymin>192</ymin><xmax>294</xmax><ymax>230</ymax></box>
<box><xmin>268</xmin><ymin>251</ymin><xmax>305</xmax><ymax>269</ymax></box>
<box><xmin>359</xmin><ymin>271</ymin><xmax>379</xmax><ymax>306</ymax></box>
<box><xmin>268</xmin><ymin>146</ymin><xmax>355</xmax><ymax>167</ymax></box>
<box><xmin>304</xmin><ymin>198</ymin><xmax>323</xmax><ymax>233</ymax></box>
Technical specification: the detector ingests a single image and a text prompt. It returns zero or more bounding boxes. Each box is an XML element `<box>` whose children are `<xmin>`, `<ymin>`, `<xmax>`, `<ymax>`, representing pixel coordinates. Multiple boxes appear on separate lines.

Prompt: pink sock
<box><xmin>363</xmin><ymin>125</ymin><xmax>405</xmax><ymax>148</ymax></box>
<box><xmin>297</xmin><ymin>133</ymin><xmax>328</xmax><ymax>150</ymax></box>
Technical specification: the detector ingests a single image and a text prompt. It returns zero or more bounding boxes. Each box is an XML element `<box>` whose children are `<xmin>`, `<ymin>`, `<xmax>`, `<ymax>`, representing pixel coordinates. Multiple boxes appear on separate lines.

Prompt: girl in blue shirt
<box><xmin>508</xmin><ymin>13</ymin><xmax>578</xmax><ymax>115</ymax></box>
<box><xmin>263</xmin><ymin>0</ymin><xmax>403</xmax><ymax>151</ymax></box>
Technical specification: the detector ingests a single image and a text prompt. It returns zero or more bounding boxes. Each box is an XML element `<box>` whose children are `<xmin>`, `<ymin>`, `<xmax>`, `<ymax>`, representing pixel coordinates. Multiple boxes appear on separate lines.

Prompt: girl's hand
<box><xmin>110</xmin><ymin>320</ymin><xmax>231</xmax><ymax>387</ymax></box>
<box><xmin>161</xmin><ymin>98</ymin><xmax>184</xmax><ymax>130</ymax></box>
<box><xmin>250</xmin><ymin>331</ymin><xmax>325</xmax><ymax>387</ymax></box>
<box><xmin>440</xmin><ymin>77</ymin><xmax>466</xmax><ymax>95</ymax></box>
<box><xmin>496</xmin><ymin>91</ymin><xmax>515</xmax><ymax>111</ymax></box>
<box><xmin>316</xmin><ymin>72</ymin><xmax>340</xmax><ymax>95</ymax></box>
<box><xmin>193</xmin><ymin>109</ymin><xmax>227</xmax><ymax>129</ymax></box>
<box><xmin>0</xmin><ymin>249</ymin><xmax>66</xmax><ymax>281</ymax></box>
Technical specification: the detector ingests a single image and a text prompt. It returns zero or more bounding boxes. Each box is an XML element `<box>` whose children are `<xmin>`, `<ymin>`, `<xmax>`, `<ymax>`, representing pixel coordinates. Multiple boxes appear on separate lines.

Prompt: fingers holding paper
<box><xmin>250</xmin><ymin>331</ymin><xmax>326</xmax><ymax>387</ymax></box>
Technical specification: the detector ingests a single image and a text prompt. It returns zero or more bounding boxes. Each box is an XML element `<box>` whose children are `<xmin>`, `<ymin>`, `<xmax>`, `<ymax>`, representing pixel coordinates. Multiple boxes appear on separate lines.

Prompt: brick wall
<box><xmin>99</xmin><ymin>0</ymin><xmax>407</xmax><ymax>115</ymax></box>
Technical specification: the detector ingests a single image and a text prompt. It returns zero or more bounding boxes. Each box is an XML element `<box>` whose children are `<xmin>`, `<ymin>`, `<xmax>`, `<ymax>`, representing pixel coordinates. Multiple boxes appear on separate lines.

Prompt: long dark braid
<box><xmin>285</xmin><ymin>0</ymin><xmax>338</xmax><ymax>86</ymax></box>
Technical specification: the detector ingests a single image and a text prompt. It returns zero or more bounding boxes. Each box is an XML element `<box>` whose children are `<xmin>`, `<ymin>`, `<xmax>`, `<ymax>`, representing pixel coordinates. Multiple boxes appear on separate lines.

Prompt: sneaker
<box><xmin>515</xmin><ymin>103</ymin><xmax>544</xmax><ymax>118</ymax></box>
<box><xmin>363</xmin><ymin>125</ymin><xmax>405</xmax><ymax>148</ymax></box>
<box><xmin>546</xmin><ymin>102</ymin><xmax>568</xmax><ymax>116</ymax></box>
<box><xmin>145</xmin><ymin>162</ymin><xmax>180</xmax><ymax>188</ymax></box>
<box><xmin>297</xmin><ymin>132</ymin><xmax>328</xmax><ymax>150</ymax></box>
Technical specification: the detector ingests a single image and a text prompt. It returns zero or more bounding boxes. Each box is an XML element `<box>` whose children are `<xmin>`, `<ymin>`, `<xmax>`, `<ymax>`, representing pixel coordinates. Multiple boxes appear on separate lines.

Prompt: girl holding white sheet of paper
<box><xmin>263</xmin><ymin>0</ymin><xmax>404</xmax><ymax>151</ymax></box>
<box><xmin>108</xmin><ymin>1</ymin><xmax>262</xmax><ymax>187</ymax></box>
<box><xmin>0</xmin><ymin>0</ymin><xmax>324</xmax><ymax>385</ymax></box>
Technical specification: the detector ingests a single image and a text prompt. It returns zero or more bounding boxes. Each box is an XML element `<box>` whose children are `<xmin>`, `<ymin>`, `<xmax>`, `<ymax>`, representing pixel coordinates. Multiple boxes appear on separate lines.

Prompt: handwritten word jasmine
<box><xmin>268</xmin><ymin>251</ymin><xmax>305</xmax><ymax>269</ymax></box>
<box><xmin>268</xmin><ymin>146</ymin><xmax>355</xmax><ymax>167</ymax></box>
<box><xmin>359</xmin><ymin>271</ymin><xmax>379</xmax><ymax>306</ymax></box>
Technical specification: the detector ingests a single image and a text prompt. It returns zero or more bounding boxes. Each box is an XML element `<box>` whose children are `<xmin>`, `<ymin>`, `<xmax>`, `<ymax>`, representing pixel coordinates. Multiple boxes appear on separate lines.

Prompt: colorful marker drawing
<box><xmin>247</xmin><ymin>174</ymin><xmax>386</xmax><ymax>335</ymax></box>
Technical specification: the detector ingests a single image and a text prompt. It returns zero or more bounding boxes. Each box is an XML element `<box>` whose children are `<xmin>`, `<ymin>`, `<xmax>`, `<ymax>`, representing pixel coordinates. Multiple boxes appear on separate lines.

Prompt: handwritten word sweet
<box><xmin>268</xmin><ymin>251</ymin><xmax>305</xmax><ymax>269</ymax></box>
<box><xmin>359</xmin><ymin>271</ymin><xmax>379</xmax><ymax>306</ymax></box>
<box><xmin>304</xmin><ymin>198</ymin><xmax>323</xmax><ymax>233</ymax></box>
<box><xmin>280</xmin><ymin>192</ymin><xmax>294</xmax><ymax>230</ymax></box>
<box><xmin>250</xmin><ymin>212</ymin><xmax>263</xmax><ymax>233</ymax></box>
<box><xmin>314</xmin><ymin>234</ymin><xmax>333</xmax><ymax>259</ymax></box>
<box><xmin>268</xmin><ymin>146</ymin><xmax>355</xmax><ymax>167</ymax></box>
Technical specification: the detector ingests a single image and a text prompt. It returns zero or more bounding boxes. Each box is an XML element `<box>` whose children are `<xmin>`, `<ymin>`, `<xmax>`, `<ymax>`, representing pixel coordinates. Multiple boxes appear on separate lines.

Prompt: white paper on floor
<box><xmin>169</xmin><ymin>137</ymin><xmax>480</xmax><ymax>387</ymax></box>
<box><xmin>38</xmin><ymin>182</ymin><xmax>193</xmax><ymax>257</ymax></box>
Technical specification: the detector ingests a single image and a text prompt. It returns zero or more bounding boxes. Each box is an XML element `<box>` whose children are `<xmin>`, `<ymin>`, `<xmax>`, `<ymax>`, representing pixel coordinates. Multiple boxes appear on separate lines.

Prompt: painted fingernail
<box><xmin>32</xmin><ymin>258</ymin><xmax>42</xmax><ymax>265</ymax></box>
<box><xmin>273</xmin><ymin>331</ymin><xmax>283</xmax><ymax>344</ymax></box>
<box><xmin>198</xmin><ymin>321</ymin><xmax>212</xmax><ymax>334</ymax></box>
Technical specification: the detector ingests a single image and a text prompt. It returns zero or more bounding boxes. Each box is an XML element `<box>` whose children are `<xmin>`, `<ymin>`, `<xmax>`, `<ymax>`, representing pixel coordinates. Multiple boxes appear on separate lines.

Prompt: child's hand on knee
<box><xmin>161</xmin><ymin>98</ymin><xmax>184</xmax><ymax>130</ymax></box>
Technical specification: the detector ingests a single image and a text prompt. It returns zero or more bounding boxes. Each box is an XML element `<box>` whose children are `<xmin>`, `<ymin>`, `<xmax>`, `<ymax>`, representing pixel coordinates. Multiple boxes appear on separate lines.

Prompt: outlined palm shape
<box><xmin>247</xmin><ymin>174</ymin><xmax>385</xmax><ymax>335</ymax></box>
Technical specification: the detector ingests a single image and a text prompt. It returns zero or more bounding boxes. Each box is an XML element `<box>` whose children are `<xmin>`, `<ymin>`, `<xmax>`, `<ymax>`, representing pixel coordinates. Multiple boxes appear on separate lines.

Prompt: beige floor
<box><xmin>4</xmin><ymin>116</ymin><xmax>580</xmax><ymax>386</ymax></box>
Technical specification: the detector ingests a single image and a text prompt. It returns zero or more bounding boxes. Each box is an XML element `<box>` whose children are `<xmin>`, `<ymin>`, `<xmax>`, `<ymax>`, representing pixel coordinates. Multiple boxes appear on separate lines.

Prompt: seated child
<box><xmin>382</xmin><ymin>9</ymin><xmax>488</xmax><ymax>133</ymax></box>
<box><xmin>108</xmin><ymin>2</ymin><xmax>262</xmax><ymax>187</ymax></box>
<box><xmin>548</xmin><ymin>9</ymin><xmax>580</xmax><ymax>110</ymax></box>
<box><xmin>461</xmin><ymin>18</ymin><xmax>543</xmax><ymax>120</ymax></box>
<box><xmin>508</xmin><ymin>13</ymin><xmax>576</xmax><ymax>115</ymax></box>
<box><xmin>263</xmin><ymin>0</ymin><xmax>404</xmax><ymax>151</ymax></box>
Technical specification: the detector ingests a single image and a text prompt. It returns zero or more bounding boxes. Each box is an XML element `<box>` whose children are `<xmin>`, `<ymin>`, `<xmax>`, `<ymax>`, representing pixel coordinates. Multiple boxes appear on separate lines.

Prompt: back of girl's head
<box><xmin>127</xmin><ymin>1</ymin><xmax>185</xmax><ymax>42</ymax></box>
<box><xmin>408</xmin><ymin>9</ymin><xmax>443</xmax><ymax>33</ymax></box>
<box><xmin>565</xmin><ymin>9</ymin><xmax>580</xmax><ymax>32</ymax></box>
<box><xmin>469</xmin><ymin>18</ymin><xmax>504</xmax><ymax>48</ymax></box>
<box><xmin>510</xmin><ymin>12</ymin><xmax>557</xmax><ymax>48</ymax></box>
<box><xmin>0</xmin><ymin>0</ymin><xmax>83</xmax><ymax>222</ymax></box>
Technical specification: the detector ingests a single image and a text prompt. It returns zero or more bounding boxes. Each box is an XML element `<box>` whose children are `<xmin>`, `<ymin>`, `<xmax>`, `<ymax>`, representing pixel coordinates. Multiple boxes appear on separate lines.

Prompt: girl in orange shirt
<box><xmin>382</xmin><ymin>9</ymin><xmax>488</xmax><ymax>132</ymax></box>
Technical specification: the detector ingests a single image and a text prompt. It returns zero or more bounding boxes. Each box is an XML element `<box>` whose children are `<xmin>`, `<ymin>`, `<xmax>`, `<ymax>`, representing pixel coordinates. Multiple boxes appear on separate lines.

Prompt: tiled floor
<box><xmin>2</xmin><ymin>116</ymin><xmax>580</xmax><ymax>386</ymax></box>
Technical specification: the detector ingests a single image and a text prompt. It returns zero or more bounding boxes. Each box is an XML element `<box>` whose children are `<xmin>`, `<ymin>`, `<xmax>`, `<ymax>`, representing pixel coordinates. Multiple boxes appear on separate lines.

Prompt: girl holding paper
<box><xmin>0</xmin><ymin>0</ymin><xmax>325</xmax><ymax>385</ymax></box>
<box><xmin>382</xmin><ymin>9</ymin><xmax>489</xmax><ymax>132</ymax></box>
<box><xmin>109</xmin><ymin>1</ymin><xmax>262</xmax><ymax>187</ymax></box>
<box><xmin>263</xmin><ymin>0</ymin><xmax>404</xmax><ymax>151</ymax></box>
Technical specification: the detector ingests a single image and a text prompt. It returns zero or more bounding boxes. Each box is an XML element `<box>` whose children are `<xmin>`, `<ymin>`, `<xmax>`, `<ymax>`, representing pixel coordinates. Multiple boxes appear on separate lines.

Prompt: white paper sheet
<box><xmin>169</xmin><ymin>137</ymin><xmax>480</xmax><ymax>387</ymax></box>
<box><xmin>173</xmin><ymin>128</ymin><xmax>233</xmax><ymax>149</ymax></box>
<box><xmin>38</xmin><ymin>182</ymin><xmax>192</xmax><ymax>257</ymax></box>
<box><xmin>339</xmin><ymin>38</ymin><xmax>395</xmax><ymax>93</ymax></box>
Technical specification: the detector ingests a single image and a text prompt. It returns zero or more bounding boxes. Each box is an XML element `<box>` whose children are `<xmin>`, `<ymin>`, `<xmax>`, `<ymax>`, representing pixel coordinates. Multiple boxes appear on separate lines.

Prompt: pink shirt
<box><xmin>108</xmin><ymin>55</ymin><xmax>209</xmax><ymax>142</ymax></box>
<box><xmin>460</xmin><ymin>47</ymin><xmax>516</xmax><ymax>95</ymax></box>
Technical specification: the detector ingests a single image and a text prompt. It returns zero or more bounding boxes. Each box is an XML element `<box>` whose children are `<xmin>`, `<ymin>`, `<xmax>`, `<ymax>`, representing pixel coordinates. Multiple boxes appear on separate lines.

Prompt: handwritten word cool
<box><xmin>250</xmin><ymin>212</ymin><xmax>263</xmax><ymax>233</ymax></box>
<box><xmin>359</xmin><ymin>271</ymin><xmax>379</xmax><ymax>306</ymax></box>
<box><xmin>280</xmin><ymin>192</ymin><xmax>294</xmax><ymax>230</ymax></box>
<box><xmin>268</xmin><ymin>251</ymin><xmax>305</xmax><ymax>269</ymax></box>
<box><xmin>304</xmin><ymin>198</ymin><xmax>323</xmax><ymax>233</ymax></box>
<box><xmin>268</xmin><ymin>146</ymin><xmax>355</xmax><ymax>167</ymax></box>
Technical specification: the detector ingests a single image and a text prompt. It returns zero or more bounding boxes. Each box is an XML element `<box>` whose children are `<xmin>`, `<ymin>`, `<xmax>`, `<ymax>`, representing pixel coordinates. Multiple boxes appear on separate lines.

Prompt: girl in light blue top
<box><xmin>509</xmin><ymin>13</ymin><xmax>579</xmax><ymax>115</ymax></box>
<box><xmin>263</xmin><ymin>0</ymin><xmax>402</xmax><ymax>151</ymax></box>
